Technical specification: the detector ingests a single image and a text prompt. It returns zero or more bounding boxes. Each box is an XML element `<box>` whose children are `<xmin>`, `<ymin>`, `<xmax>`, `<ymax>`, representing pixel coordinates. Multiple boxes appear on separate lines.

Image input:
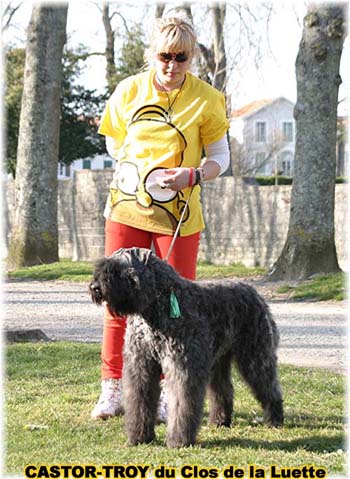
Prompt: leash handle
<box><xmin>164</xmin><ymin>186</ymin><xmax>195</xmax><ymax>263</ymax></box>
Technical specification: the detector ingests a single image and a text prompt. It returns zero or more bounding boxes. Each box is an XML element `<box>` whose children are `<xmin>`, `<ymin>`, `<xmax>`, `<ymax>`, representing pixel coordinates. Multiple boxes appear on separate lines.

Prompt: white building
<box><xmin>230</xmin><ymin>97</ymin><xmax>295</xmax><ymax>176</ymax></box>
<box><xmin>58</xmin><ymin>153</ymin><xmax>116</xmax><ymax>179</ymax></box>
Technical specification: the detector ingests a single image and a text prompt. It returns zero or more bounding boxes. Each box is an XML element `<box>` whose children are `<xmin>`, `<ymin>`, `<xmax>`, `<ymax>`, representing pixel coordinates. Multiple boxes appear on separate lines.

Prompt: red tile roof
<box><xmin>231</xmin><ymin>99</ymin><xmax>274</xmax><ymax>118</ymax></box>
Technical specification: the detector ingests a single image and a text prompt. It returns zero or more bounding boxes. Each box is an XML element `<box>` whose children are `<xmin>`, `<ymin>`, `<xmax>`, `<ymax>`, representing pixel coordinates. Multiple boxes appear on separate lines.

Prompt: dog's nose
<box><xmin>89</xmin><ymin>282</ymin><xmax>103</xmax><ymax>304</ymax></box>
<box><xmin>90</xmin><ymin>282</ymin><xmax>100</xmax><ymax>292</ymax></box>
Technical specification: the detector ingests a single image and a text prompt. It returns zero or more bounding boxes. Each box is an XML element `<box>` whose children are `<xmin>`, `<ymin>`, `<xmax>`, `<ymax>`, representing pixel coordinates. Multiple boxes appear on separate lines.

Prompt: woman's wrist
<box><xmin>194</xmin><ymin>167</ymin><xmax>204</xmax><ymax>185</ymax></box>
<box><xmin>186</xmin><ymin>167</ymin><xmax>207</xmax><ymax>187</ymax></box>
<box><xmin>187</xmin><ymin>167</ymin><xmax>204</xmax><ymax>187</ymax></box>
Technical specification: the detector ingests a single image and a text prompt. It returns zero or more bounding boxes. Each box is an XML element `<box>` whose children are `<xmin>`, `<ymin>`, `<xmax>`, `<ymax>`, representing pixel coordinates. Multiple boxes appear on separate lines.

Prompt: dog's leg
<box><xmin>123</xmin><ymin>353</ymin><xmax>161</xmax><ymax>445</ymax></box>
<box><xmin>234</xmin><ymin>351</ymin><xmax>284</xmax><ymax>428</ymax></box>
<box><xmin>207</xmin><ymin>352</ymin><xmax>234</xmax><ymax>427</ymax></box>
<box><xmin>164</xmin><ymin>360</ymin><xmax>208</xmax><ymax>448</ymax></box>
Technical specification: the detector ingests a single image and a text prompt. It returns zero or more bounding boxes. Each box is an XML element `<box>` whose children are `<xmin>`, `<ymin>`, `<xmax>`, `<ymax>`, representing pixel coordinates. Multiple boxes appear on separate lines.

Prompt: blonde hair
<box><xmin>145</xmin><ymin>16</ymin><xmax>198</xmax><ymax>66</ymax></box>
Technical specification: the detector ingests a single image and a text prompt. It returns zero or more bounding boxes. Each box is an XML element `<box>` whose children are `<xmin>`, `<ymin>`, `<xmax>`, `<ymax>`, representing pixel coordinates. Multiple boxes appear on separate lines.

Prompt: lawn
<box><xmin>277</xmin><ymin>272</ymin><xmax>346</xmax><ymax>301</ymax></box>
<box><xmin>5</xmin><ymin>342</ymin><xmax>346</xmax><ymax>477</ymax></box>
<box><xmin>7</xmin><ymin>259</ymin><xmax>265</xmax><ymax>282</ymax></box>
<box><xmin>7</xmin><ymin>259</ymin><xmax>346</xmax><ymax>301</ymax></box>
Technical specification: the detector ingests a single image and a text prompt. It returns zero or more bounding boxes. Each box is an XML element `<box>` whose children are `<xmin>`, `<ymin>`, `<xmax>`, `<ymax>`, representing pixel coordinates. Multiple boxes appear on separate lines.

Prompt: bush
<box><xmin>242</xmin><ymin>176</ymin><xmax>347</xmax><ymax>186</ymax></box>
<box><xmin>245</xmin><ymin>176</ymin><xmax>293</xmax><ymax>185</ymax></box>
<box><xmin>335</xmin><ymin>177</ymin><xmax>347</xmax><ymax>184</ymax></box>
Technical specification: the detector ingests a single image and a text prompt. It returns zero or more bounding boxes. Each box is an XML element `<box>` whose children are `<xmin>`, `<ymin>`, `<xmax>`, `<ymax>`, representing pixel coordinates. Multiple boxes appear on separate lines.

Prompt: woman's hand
<box><xmin>157</xmin><ymin>168</ymin><xmax>191</xmax><ymax>191</ymax></box>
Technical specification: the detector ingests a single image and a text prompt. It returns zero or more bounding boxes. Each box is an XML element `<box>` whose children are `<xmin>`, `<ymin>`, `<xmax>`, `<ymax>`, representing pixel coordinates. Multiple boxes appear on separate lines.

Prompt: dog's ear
<box><xmin>122</xmin><ymin>267</ymin><xmax>140</xmax><ymax>287</ymax></box>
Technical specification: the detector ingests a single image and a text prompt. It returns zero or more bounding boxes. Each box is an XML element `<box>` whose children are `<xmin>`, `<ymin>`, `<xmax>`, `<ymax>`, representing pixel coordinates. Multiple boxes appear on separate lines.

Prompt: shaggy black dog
<box><xmin>90</xmin><ymin>247</ymin><xmax>283</xmax><ymax>448</ymax></box>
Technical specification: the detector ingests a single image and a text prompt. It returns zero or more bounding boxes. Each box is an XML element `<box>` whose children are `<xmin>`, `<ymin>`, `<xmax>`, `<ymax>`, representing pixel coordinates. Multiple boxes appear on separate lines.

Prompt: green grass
<box><xmin>277</xmin><ymin>272</ymin><xmax>346</xmax><ymax>301</ymax></box>
<box><xmin>7</xmin><ymin>259</ymin><xmax>265</xmax><ymax>282</ymax></box>
<box><xmin>7</xmin><ymin>260</ymin><xmax>346</xmax><ymax>301</ymax></box>
<box><xmin>196</xmin><ymin>261</ymin><xmax>265</xmax><ymax>279</ymax></box>
<box><xmin>7</xmin><ymin>258</ymin><xmax>93</xmax><ymax>282</ymax></box>
<box><xmin>5</xmin><ymin>342</ymin><xmax>346</xmax><ymax>476</ymax></box>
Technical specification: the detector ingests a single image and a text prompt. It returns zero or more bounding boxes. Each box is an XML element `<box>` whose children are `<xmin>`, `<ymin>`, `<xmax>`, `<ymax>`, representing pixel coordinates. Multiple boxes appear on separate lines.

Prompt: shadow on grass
<box><xmin>232</xmin><ymin>411</ymin><xmax>344</xmax><ymax>429</ymax></box>
<box><xmin>90</xmin><ymin>413</ymin><xmax>344</xmax><ymax>455</ymax></box>
<box><xmin>200</xmin><ymin>433</ymin><xmax>344</xmax><ymax>453</ymax></box>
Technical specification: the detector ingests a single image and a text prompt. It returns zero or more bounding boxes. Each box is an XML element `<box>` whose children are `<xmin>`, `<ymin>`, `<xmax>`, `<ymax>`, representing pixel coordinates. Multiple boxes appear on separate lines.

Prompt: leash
<box><xmin>164</xmin><ymin>186</ymin><xmax>195</xmax><ymax>263</ymax></box>
<box><xmin>164</xmin><ymin>187</ymin><xmax>194</xmax><ymax>319</ymax></box>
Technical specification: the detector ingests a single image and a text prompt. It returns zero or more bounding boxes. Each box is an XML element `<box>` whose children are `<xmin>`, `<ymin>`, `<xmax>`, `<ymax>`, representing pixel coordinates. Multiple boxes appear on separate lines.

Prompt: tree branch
<box><xmin>2</xmin><ymin>1</ymin><xmax>22</xmax><ymax>32</ymax></box>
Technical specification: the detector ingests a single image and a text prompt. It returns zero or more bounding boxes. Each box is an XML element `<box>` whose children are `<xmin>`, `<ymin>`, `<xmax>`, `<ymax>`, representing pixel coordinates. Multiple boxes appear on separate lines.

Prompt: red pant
<box><xmin>102</xmin><ymin>219</ymin><xmax>200</xmax><ymax>379</ymax></box>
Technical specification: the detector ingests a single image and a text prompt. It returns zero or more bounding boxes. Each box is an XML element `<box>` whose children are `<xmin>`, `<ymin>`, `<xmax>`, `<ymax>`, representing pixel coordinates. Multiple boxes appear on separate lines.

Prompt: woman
<box><xmin>92</xmin><ymin>15</ymin><xmax>230</xmax><ymax>420</ymax></box>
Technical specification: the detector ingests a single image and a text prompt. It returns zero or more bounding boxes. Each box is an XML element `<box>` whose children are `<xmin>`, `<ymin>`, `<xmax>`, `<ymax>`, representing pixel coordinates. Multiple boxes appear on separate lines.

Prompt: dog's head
<box><xmin>89</xmin><ymin>247</ymin><xmax>153</xmax><ymax>315</ymax></box>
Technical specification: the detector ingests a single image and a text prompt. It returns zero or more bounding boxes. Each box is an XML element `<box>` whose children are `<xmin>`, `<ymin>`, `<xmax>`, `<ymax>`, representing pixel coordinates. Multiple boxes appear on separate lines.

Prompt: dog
<box><xmin>90</xmin><ymin>247</ymin><xmax>283</xmax><ymax>448</ymax></box>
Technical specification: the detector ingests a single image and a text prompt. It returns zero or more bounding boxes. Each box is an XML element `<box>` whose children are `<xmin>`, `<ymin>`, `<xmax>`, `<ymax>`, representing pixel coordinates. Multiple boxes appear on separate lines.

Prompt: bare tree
<box><xmin>2</xmin><ymin>1</ymin><xmax>22</xmax><ymax>32</ymax></box>
<box><xmin>210</xmin><ymin>4</ymin><xmax>227</xmax><ymax>93</ymax></box>
<box><xmin>8</xmin><ymin>4</ymin><xmax>68</xmax><ymax>268</ymax></box>
<box><xmin>187</xmin><ymin>4</ymin><xmax>227</xmax><ymax>94</ymax></box>
<box><xmin>268</xmin><ymin>3</ymin><xmax>346</xmax><ymax>281</ymax></box>
<box><xmin>97</xmin><ymin>3</ymin><xmax>148</xmax><ymax>93</ymax></box>
<box><xmin>101</xmin><ymin>2</ymin><xmax>117</xmax><ymax>94</ymax></box>
<box><xmin>169</xmin><ymin>2</ymin><xmax>272</xmax><ymax>104</ymax></box>
<box><xmin>230</xmin><ymin>131</ymin><xmax>285</xmax><ymax>177</ymax></box>
<box><xmin>155</xmin><ymin>2</ymin><xmax>166</xmax><ymax>18</ymax></box>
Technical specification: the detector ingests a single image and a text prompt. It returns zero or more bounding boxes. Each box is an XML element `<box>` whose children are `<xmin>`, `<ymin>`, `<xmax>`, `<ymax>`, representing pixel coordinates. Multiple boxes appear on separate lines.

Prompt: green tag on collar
<box><xmin>169</xmin><ymin>290</ymin><xmax>181</xmax><ymax>318</ymax></box>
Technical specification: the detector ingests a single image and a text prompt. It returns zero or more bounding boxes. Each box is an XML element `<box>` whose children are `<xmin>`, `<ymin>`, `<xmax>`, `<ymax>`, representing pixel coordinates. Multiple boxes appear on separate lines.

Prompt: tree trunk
<box><xmin>268</xmin><ymin>4</ymin><xmax>345</xmax><ymax>281</ymax></box>
<box><xmin>211</xmin><ymin>4</ymin><xmax>227</xmax><ymax>95</ymax></box>
<box><xmin>155</xmin><ymin>2</ymin><xmax>166</xmax><ymax>18</ymax></box>
<box><xmin>102</xmin><ymin>2</ymin><xmax>117</xmax><ymax>94</ymax></box>
<box><xmin>8</xmin><ymin>4</ymin><xmax>68</xmax><ymax>268</ymax></box>
<box><xmin>196</xmin><ymin>4</ymin><xmax>227</xmax><ymax>97</ymax></box>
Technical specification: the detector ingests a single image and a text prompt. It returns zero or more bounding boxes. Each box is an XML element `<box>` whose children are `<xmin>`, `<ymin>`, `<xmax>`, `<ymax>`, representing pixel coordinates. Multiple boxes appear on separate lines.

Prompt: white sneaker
<box><xmin>157</xmin><ymin>380</ymin><xmax>168</xmax><ymax>423</ymax></box>
<box><xmin>91</xmin><ymin>378</ymin><xmax>124</xmax><ymax>420</ymax></box>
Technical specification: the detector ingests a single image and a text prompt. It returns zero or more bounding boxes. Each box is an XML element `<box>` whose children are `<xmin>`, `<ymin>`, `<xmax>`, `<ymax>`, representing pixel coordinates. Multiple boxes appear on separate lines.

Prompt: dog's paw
<box><xmin>127</xmin><ymin>433</ymin><xmax>155</xmax><ymax>446</ymax></box>
<box><xmin>166</xmin><ymin>436</ymin><xmax>196</xmax><ymax>448</ymax></box>
<box><xmin>265</xmin><ymin>417</ymin><xmax>284</xmax><ymax>428</ymax></box>
<box><xmin>263</xmin><ymin>401</ymin><xmax>284</xmax><ymax>428</ymax></box>
<box><xmin>208</xmin><ymin>413</ymin><xmax>232</xmax><ymax>428</ymax></box>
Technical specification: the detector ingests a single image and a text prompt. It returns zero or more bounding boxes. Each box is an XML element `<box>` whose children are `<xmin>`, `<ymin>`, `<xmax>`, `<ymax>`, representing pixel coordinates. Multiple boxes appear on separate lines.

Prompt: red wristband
<box><xmin>188</xmin><ymin>167</ymin><xmax>195</xmax><ymax>187</ymax></box>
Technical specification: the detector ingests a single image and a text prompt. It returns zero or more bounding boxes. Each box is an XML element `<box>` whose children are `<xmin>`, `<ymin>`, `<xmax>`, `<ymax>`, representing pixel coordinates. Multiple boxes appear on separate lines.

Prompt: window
<box><xmin>83</xmin><ymin>159</ymin><xmax>91</xmax><ymax>169</ymax></box>
<box><xmin>104</xmin><ymin>160</ymin><xmax>113</xmax><ymax>169</ymax></box>
<box><xmin>256</xmin><ymin>122</ymin><xmax>266</xmax><ymax>142</ymax></box>
<box><xmin>282</xmin><ymin>122</ymin><xmax>293</xmax><ymax>142</ymax></box>
<box><xmin>280</xmin><ymin>151</ymin><xmax>294</xmax><ymax>175</ymax></box>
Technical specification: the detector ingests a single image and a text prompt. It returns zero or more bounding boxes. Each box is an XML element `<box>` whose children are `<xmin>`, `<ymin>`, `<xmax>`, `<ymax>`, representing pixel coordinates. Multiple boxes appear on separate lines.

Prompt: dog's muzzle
<box><xmin>90</xmin><ymin>282</ymin><xmax>103</xmax><ymax>304</ymax></box>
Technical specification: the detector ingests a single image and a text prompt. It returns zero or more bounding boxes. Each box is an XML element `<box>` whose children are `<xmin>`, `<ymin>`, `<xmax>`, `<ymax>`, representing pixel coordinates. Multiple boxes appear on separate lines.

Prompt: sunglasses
<box><xmin>157</xmin><ymin>52</ymin><xmax>189</xmax><ymax>63</ymax></box>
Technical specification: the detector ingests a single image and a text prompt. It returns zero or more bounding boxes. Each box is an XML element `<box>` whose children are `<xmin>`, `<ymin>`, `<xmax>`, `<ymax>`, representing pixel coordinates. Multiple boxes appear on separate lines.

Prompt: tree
<box><xmin>230</xmin><ymin>130</ymin><xmax>285</xmax><ymax>177</ymax></box>
<box><xmin>163</xmin><ymin>2</ymin><xmax>272</xmax><ymax>110</ymax></box>
<box><xmin>4</xmin><ymin>45</ymin><xmax>106</xmax><ymax>177</ymax></box>
<box><xmin>170</xmin><ymin>4</ymin><xmax>228</xmax><ymax>93</ymax></box>
<box><xmin>101</xmin><ymin>2</ymin><xmax>117</xmax><ymax>94</ymax></box>
<box><xmin>155</xmin><ymin>2</ymin><xmax>165</xmax><ymax>18</ymax></box>
<box><xmin>113</xmin><ymin>23</ymin><xmax>146</xmax><ymax>87</ymax></box>
<box><xmin>59</xmin><ymin>46</ymin><xmax>106</xmax><ymax>165</ymax></box>
<box><xmin>197</xmin><ymin>4</ymin><xmax>227</xmax><ymax>94</ymax></box>
<box><xmin>2</xmin><ymin>1</ymin><xmax>22</xmax><ymax>32</ymax></box>
<box><xmin>8</xmin><ymin>4</ymin><xmax>68</xmax><ymax>268</ymax></box>
<box><xmin>99</xmin><ymin>4</ymin><xmax>146</xmax><ymax>93</ymax></box>
<box><xmin>4</xmin><ymin>47</ymin><xmax>25</xmax><ymax>177</ymax></box>
<box><xmin>268</xmin><ymin>4</ymin><xmax>346</xmax><ymax>281</ymax></box>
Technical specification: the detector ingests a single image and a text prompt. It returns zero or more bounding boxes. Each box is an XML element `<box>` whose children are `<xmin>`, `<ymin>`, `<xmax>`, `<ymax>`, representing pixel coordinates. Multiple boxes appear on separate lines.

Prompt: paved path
<box><xmin>3</xmin><ymin>279</ymin><xmax>348</xmax><ymax>374</ymax></box>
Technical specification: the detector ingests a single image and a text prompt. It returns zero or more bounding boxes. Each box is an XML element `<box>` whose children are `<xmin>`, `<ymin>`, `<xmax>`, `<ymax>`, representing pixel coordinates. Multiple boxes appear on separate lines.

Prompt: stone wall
<box><xmin>201</xmin><ymin>178</ymin><xmax>347</xmax><ymax>269</ymax></box>
<box><xmin>57</xmin><ymin>171</ymin><xmax>113</xmax><ymax>261</ymax></box>
<box><xmin>4</xmin><ymin>171</ymin><xmax>348</xmax><ymax>269</ymax></box>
